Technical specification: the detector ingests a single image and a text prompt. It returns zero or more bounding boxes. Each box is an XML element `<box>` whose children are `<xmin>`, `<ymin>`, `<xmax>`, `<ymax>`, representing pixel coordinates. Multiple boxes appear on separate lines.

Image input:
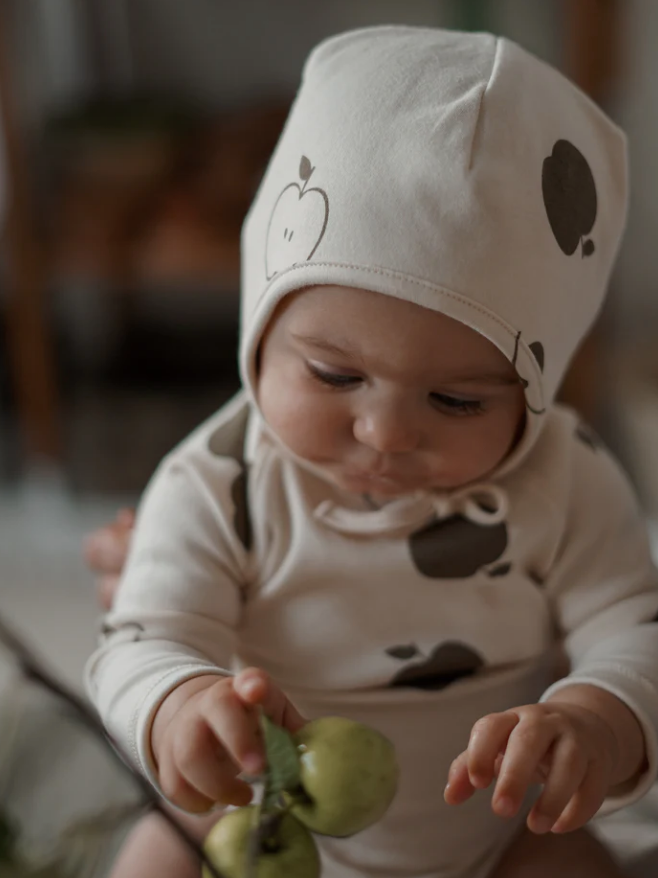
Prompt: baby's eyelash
<box><xmin>306</xmin><ymin>364</ymin><xmax>484</xmax><ymax>413</ymax></box>
<box><xmin>430</xmin><ymin>393</ymin><xmax>484</xmax><ymax>415</ymax></box>
<box><xmin>307</xmin><ymin>363</ymin><xmax>362</xmax><ymax>389</ymax></box>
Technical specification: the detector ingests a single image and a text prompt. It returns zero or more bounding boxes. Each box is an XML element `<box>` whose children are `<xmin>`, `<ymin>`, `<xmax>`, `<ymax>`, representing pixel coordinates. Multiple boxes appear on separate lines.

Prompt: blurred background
<box><xmin>1</xmin><ymin>0</ymin><xmax>658</xmax><ymax>673</ymax></box>
<box><xmin>1</xmin><ymin>2</ymin><xmax>658</xmax><ymax>875</ymax></box>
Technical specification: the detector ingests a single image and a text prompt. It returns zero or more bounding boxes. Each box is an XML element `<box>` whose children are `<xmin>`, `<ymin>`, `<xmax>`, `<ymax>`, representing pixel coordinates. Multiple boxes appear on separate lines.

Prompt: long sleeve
<box><xmin>85</xmin><ymin>431</ymin><xmax>251</xmax><ymax>783</ymax></box>
<box><xmin>540</xmin><ymin>436</ymin><xmax>658</xmax><ymax>813</ymax></box>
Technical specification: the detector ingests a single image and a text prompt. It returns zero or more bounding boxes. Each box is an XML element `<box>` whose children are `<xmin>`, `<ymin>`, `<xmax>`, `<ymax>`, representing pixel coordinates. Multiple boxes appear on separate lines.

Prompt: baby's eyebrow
<box><xmin>292</xmin><ymin>333</ymin><xmax>357</xmax><ymax>359</ymax></box>
<box><xmin>443</xmin><ymin>371</ymin><xmax>521</xmax><ymax>387</ymax></box>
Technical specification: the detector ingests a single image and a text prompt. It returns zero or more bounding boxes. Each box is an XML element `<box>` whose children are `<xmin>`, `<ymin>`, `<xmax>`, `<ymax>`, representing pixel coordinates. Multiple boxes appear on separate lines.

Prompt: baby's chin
<box><xmin>334</xmin><ymin>470</ymin><xmax>496</xmax><ymax>498</ymax></box>
<box><xmin>294</xmin><ymin>453</ymin><xmax>487</xmax><ymax>497</ymax></box>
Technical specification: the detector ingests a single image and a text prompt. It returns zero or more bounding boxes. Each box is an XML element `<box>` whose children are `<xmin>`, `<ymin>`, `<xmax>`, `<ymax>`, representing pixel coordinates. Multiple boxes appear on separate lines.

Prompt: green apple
<box><xmin>203</xmin><ymin>806</ymin><xmax>320</xmax><ymax>878</ymax></box>
<box><xmin>286</xmin><ymin>716</ymin><xmax>399</xmax><ymax>837</ymax></box>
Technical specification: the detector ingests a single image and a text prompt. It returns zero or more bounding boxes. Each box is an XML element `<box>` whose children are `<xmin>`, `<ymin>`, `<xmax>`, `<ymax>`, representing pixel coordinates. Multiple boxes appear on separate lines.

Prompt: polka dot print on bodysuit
<box><xmin>408</xmin><ymin>514</ymin><xmax>508</xmax><ymax>579</ymax></box>
<box><xmin>386</xmin><ymin>642</ymin><xmax>484</xmax><ymax>690</ymax></box>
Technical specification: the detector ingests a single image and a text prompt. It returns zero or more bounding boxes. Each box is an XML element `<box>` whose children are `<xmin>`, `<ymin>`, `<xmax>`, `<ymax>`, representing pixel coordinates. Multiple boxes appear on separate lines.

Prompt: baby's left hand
<box><xmin>444</xmin><ymin>702</ymin><xmax>618</xmax><ymax>835</ymax></box>
<box><xmin>84</xmin><ymin>508</ymin><xmax>135</xmax><ymax>610</ymax></box>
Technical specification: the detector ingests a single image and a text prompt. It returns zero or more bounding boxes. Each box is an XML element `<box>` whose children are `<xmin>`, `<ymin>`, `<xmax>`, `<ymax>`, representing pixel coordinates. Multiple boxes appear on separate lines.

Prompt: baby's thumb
<box><xmin>233</xmin><ymin>667</ymin><xmax>306</xmax><ymax>733</ymax></box>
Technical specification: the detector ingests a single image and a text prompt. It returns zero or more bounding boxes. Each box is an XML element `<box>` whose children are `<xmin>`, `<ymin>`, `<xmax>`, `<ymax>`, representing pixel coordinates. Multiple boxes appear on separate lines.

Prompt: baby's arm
<box><xmin>446</xmin><ymin>435</ymin><xmax>658</xmax><ymax>833</ymax></box>
<box><xmin>85</xmin><ymin>438</ymin><xmax>301</xmax><ymax>808</ymax></box>
<box><xmin>444</xmin><ymin>682</ymin><xmax>644</xmax><ymax>834</ymax></box>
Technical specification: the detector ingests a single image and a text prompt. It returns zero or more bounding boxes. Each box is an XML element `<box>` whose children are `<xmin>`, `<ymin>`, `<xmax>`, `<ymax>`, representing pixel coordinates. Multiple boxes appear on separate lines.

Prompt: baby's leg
<box><xmin>108</xmin><ymin>809</ymin><xmax>220</xmax><ymax>878</ymax></box>
<box><xmin>490</xmin><ymin>825</ymin><xmax>627</xmax><ymax>878</ymax></box>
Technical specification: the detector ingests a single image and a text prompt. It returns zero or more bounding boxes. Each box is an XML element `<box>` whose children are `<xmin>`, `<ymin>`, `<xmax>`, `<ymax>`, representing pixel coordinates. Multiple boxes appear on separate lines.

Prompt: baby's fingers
<box><xmin>445</xmin><ymin>713</ymin><xmax>521</xmax><ymax>808</ymax></box>
<box><xmin>550</xmin><ymin>761</ymin><xmax>610</xmax><ymax>834</ymax></box>
<box><xmin>160</xmin><ymin>720</ymin><xmax>253</xmax><ymax>812</ymax></box>
<box><xmin>526</xmin><ymin>738</ymin><xmax>587</xmax><ymax>834</ymax></box>
<box><xmin>84</xmin><ymin>513</ymin><xmax>133</xmax><ymax>574</ymax></box>
<box><xmin>201</xmin><ymin>682</ymin><xmax>266</xmax><ymax>776</ymax></box>
<box><xmin>97</xmin><ymin>574</ymin><xmax>121</xmax><ymax>611</ymax></box>
<box><xmin>444</xmin><ymin>752</ymin><xmax>477</xmax><ymax>805</ymax></box>
<box><xmin>233</xmin><ymin>667</ymin><xmax>306</xmax><ymax>733</ymax></box>
<box><xmin>116</xmin><ymin>508</ymin><xmax>136</xmax><ymax>528</ymax></box>
<box><xmin>492</xmin><ymin>720</ymin><xmax>557</xmax><ymax>818</ymax></box>
<box><xmin>467</xmin><ymin>713</ymin><xmax>520</xmax><ymax>790</ymax></box>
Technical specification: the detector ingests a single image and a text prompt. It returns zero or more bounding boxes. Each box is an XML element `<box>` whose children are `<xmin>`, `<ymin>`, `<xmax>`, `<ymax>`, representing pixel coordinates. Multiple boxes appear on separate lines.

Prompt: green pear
<box><xmin>286</xmin><ymin>716</ymin><xmax>398</xmax><ymax>837</ymax></box>
<box><xmin>203</xmin><ymin>806</ymin><xmax>320</xmax><ymax>878</ymax></box>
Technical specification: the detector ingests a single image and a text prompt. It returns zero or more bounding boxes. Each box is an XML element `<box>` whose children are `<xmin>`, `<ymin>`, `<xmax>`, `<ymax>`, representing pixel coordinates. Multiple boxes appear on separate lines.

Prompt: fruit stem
<box><xmin>248</xmin><ymin>809</ymin><xmax>285</xmax><ymax>866</ymax></box>
<box><xmin>288</xmin><ymin>784</ymin><xmax>314</xmax><ymax>806</ymax></box>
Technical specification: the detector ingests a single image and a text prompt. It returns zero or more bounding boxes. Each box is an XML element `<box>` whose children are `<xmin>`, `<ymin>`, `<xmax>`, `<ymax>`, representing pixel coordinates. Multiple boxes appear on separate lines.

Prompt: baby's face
<box><xmin>258</xmin><ymin>285</ymin><xmax>526</xmax><ymax>496</ymax></box>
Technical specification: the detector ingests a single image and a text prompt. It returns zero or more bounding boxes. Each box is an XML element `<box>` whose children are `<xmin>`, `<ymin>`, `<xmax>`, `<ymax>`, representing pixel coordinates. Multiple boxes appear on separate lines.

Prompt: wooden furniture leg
<box><xmin>0</xmin><ymin>4</ymin><xmax>61</xmax><ymax>463</ymax></box>
<box><xmin>559</xmin><ymin>0</ymin><xmax>620</xmax><ymax>423</ymax></box>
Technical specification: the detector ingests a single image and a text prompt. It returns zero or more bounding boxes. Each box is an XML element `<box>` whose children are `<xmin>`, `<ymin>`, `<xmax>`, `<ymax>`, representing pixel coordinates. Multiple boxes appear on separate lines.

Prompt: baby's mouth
<box><xmin>344</xmin><ymin>469</ymin><xmax>417</xmax><ymax>492</ymax></box>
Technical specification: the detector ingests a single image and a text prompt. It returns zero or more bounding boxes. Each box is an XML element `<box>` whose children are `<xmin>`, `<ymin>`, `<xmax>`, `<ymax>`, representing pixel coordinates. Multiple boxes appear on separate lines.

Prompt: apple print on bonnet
<box><xmin>240</xmin><ymin>25</ymin><xmax>628</xmax><ymax>467</ymax></box>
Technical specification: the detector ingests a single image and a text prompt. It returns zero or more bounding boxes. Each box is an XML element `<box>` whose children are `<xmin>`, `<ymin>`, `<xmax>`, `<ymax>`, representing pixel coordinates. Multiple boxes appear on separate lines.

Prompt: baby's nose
<box><xmin>353</xmin><ymin>406</ymin><xmax>420</xmax><ymax>453</ymax></box>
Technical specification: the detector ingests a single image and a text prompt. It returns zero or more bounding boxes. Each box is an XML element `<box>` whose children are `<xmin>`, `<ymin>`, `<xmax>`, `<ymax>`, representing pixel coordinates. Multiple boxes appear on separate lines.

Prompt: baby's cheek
<box><xmin>294</xmin><ymin>404</ymin><xmax>344</xmax><ymax>458</ymax></box>
<box><xmin>264</xmin><ymin>388</ymin><xmax>335</xmax><ymax>457</ymax></box>
<box><xmin>481</xmin><ymin>435</ymin><xmax>514</xmax><ymax>474</ymax></box>
<box><xmin>447</xmin><ymin>450</ymin><xmax>494</xmax><ymax>487</ymax></box>
<box><xmin>449</xmin><ymin>423</ymin><xmax>512</xmax><ymax>482</ymax></box>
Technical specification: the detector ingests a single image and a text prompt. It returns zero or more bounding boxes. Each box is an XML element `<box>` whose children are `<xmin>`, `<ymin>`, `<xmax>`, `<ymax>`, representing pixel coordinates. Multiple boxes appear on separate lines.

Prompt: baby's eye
<box><xmin>430</xmin><ymin>392</ymin><xmax>484</xmax><ymax>416</ymax></box>
<box><xmin>307</xmin><ymin>363</ymin><xmax>362</xmax><ymax>389</ymax></box>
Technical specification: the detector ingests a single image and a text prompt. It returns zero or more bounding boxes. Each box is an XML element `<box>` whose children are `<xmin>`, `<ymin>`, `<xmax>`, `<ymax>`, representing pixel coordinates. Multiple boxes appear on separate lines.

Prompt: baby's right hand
<box><xmin>151</xmin><ymin>667</ymin><xmax>306</xmax><ymax>813</ymax></box>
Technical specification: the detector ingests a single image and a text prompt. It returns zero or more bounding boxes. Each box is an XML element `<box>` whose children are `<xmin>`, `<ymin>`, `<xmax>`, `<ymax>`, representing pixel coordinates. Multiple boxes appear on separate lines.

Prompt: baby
<box><xmin>85</xmin><ymin>26</ymin><xmax>658</xmax><ymax>878</ymax></box>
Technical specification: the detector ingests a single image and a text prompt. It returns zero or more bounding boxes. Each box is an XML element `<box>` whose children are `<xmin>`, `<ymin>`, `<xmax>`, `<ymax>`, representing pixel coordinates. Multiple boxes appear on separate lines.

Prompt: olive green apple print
<box><xmin>408</xmin><ymin>514</ymin><xmax>508</xmax><ymax>579</ymax></box>
<box><xmin>488</xmin><ymin>562</ymin><xmax>512</xmax><ymax>577</ymax></box>
<box><xmin>575</xmin><ymin>421</ymin><xmax>601</xmax><ymax>451</ymax></box>
<box><xmin>528</xmin><ymin>341</ymin><xmax>545</xmax><ymax>373</ymax></box>
<box><xmin>231</xmin><ymin>466</ymin><xmax>252</xmax><ymax>550</ymax></box>
<box><xmin>207</xmin><ymin>405</ymin><xmax>252</xmax><ymax>550</ymax></box>
<box><xmin>99</xmin><ymin>620</ymin><xmax>145</xmax><ymax>643</ymax></box>
<box><xmin>386</xmin><ymin>642</ymin><xmax>484</xmax><ymax>690</ymax></box>
<box><xmin>512</xmin><ymin>331</ymin><xmax>546</xmax><ymax>416</ymax></box>
<box><xmin>207</xmin><ymin>403</ymin><xmax>250</xmax><ymax>460</ymax></box>
<box><xmin>265</xmin><ymin>155</ymin><xmax>329</xmax><ymax>280</ymax></box>
<box><xmin>542</xmin><ymin>140</ymin><xmax>597</xmax><ymax>258</ymax></box>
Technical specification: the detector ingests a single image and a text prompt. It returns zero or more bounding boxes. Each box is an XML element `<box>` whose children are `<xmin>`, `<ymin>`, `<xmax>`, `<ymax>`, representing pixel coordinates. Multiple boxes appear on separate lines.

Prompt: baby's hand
<box><xmin>444</xmin><ymin>702</ymin><xmax>617</xmax><ymax>835</ymax></box>
<box><xmin>84</xmin><ymin>508</ymin><xmax>135</xmax><ymax>610</ymax></box>
<box><xmin>151</xmin><ymin>667</ymin><xmax>306</xmax><ymax>813</ymax></box>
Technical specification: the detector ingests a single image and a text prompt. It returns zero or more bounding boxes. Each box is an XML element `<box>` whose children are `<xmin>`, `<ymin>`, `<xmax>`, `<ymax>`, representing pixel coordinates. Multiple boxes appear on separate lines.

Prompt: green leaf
<box><xmin>260</xmin><ymin>715</ymin><xmax>301</xmax><ymax>810</ymax></box>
